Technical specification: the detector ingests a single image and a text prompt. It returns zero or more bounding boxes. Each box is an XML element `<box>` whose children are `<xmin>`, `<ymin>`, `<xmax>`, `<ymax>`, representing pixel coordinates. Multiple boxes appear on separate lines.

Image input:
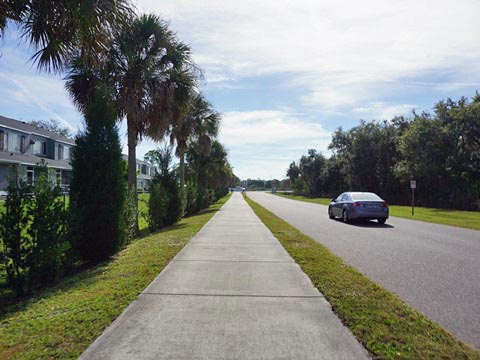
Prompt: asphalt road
<box><xmin>248</xmin><ymin>192</ymin><xmax>480</xmax><ymax>349</ymax></box>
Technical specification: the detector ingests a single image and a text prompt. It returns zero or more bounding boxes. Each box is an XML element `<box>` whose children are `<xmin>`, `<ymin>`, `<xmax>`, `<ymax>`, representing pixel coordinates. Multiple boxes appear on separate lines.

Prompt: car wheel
<box><xmin>328</xmin><ymin>207</ymin><xmax>335</xmax><ymax>219</ymax></box>
<box><xmin>342</xmin><ymin>209</ymin><xmax>349</xmax><ymax>223</ymax></box>
<box><xmin>378</xmin><ymin>218</ymin><xmax>386</xmax><ymax>225</ymax></box>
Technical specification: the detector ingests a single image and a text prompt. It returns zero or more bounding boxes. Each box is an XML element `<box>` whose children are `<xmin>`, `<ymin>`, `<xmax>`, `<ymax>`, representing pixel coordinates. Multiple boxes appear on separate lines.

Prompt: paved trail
<box><xmin>80</xmin><ymin>193</ymin><xmax>368</xmax><ymax>359</ymax></box>
<box><xmin>248</xmin><ymin>192</ymin><xmax>480</xmax><ymax>349</ymax></box>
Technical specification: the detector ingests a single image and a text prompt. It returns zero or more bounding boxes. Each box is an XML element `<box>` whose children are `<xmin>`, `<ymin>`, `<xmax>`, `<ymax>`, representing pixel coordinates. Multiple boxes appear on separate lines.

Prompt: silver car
<box><xmin>328</xmin><ymin>192</ymin><xmax>389</xmax><ymax>224</ymax></box>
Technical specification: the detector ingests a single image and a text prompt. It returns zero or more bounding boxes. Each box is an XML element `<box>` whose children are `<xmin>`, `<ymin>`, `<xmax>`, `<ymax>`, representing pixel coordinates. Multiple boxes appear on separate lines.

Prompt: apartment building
<box><xmin>0</xmin><ymin>115</ymin><xmax>157</xmax><ymax>192</ymax></box>
<box><xmin>0</xmin><ymin>115</ymin><xmax>74</xmax><ymax>191</ymax></box>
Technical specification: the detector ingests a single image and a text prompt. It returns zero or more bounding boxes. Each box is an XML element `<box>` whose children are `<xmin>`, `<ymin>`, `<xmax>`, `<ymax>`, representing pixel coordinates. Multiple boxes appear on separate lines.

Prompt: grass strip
<box><xmin>245</xmin><ymin>194</ymin><xmax>480</xmax><ymax>359</ymax></box>
<box><xmin>273</xmin><ymin>192</ymin><xmax>480</xmax><ymax>231</ymax></box>
<box><xmin>0</xmin><ymin>194</ymin><xmax>230</xmax><ymax>360</ymax></box>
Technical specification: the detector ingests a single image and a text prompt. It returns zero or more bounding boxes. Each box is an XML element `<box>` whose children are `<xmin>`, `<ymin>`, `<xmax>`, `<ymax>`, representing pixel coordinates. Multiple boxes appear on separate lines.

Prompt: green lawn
<box><xmin>274</xmin><ymin>193</ymin><xmax>480</xmax><ymax>231</ymax></box>
<box><xmin>0</xmin><ymin>194</ymin><xmax>230</xmax><ymax>359</ymax></box>
<box><xmin>245</xmin><ymin>194</ymin><xmax>480</xmax><ymax>359</ymax></box>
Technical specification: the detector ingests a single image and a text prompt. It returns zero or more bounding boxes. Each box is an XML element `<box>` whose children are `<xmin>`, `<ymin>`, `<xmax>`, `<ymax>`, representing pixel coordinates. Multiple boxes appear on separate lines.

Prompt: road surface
<box><xmin>248</xmin><ymin>192</ymin><xmax>480</xmax><ymax>349</ymax></box>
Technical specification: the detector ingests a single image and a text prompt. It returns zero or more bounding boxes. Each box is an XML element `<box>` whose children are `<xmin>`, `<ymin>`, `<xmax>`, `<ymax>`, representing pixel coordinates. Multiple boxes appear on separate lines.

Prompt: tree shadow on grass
<box><xmin>0</xmin><ymin>222</ymin><xmax>189</xmax><ymax>317</ymax></box>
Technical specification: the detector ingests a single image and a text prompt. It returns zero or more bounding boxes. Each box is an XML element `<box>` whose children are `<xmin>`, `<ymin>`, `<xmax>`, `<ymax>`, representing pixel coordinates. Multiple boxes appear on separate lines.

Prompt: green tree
<box><xmin>170</xmin><ymin>92</ymin><xmax>220</xmax><ymax>188</ymax></box>
<box><xmin>186</xmin><ymin>140</ymin><xmax>233</xmax><ymax>191</ymax></box>
<box><xmin>0</xmin><ymin>0</ymin><xmax>133</xmax><ymax>71</ymax></box>
<box><xmin>145</xmin><ymin>145</ymin><xmax>183</xmax><ymax>230</ymax></box>
<box><xmin>299</xmin><ymin>149</ymin><xmax>326</xmax><ymax>196</ymax></box>
<box><xmin>66</xmin><ymin>14</ymin><xmax>197</xmax><ymax>232</ymax></box>
<box><xmin>69</xmin><ymin>92</ymin><xmax>125</xmax><ymax>263</ymax></box>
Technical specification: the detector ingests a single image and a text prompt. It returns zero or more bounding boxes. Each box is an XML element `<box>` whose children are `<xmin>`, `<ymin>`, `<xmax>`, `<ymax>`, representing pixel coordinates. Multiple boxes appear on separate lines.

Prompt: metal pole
<box><xmin>411</xmin><ymin>188</ymin><xmax>415</xmax><ymax>216</ymax></box>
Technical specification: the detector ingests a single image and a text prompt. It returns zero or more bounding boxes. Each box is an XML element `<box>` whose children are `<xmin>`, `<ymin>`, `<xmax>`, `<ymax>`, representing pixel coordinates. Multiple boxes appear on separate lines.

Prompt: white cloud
<box><xmin>352</xmin><ymin>102</ymin><xmax>416</xmax><ymax>120</ymax></box>
<box><xmin>140</xmin><ymin>0</ymin><xmax>480</xmax><ymax>110</ymax></box>
<box><xmin>219</xmin><ymin>109</ymin><xmax>331</xmax><ymax>179</ymax></box>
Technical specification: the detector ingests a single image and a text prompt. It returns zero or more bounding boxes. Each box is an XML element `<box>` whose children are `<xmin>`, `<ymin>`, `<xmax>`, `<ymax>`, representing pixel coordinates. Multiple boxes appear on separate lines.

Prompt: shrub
<box><xmin>0</xmin><ymin>179</ymin><xmax>31</xmax><ymax>296</ymax></box>
<box><xmin>196</xmin><ymin>187</ymin><xmax>215</xmax><ymax>210</ymax></box>
<box><xmin>27</xmin><ymin>163</ymin><xmax>68</xmax><ymax>288</ymax></box>
<box><xmin>147</xmin><ymin>181</ymin><xmax>169</xmax><ymax>231</ymax></box>
<box><xmin>69</xmin><ymin>93</ymin><xmax>125</xmax><ymax>263</ymax></box>
<box><xmin>185</xmin><ymin>180</ymin><xmax>199</xmax><ymax>216</ymax></box>
<box><xmin>215</xmin><ymin>188</ymin><xmax>228</xmax><ymax>201</ymax></box>
<box><xmin>0</xmin><ymin>164</ymin><xmax>68</xmax><ymax>296</ymax></box>
<box><xmin>145</xmin><ymin>145</ymin><xmax>183</xmax><ymax>231</ymax></box>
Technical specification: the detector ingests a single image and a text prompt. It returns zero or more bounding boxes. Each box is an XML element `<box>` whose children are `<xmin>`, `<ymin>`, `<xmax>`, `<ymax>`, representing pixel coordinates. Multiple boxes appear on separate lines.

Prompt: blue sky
<box><xmin>1</xmin><ymin>0</ymin><xmax>480</xmax><ymax>179</ymax></box>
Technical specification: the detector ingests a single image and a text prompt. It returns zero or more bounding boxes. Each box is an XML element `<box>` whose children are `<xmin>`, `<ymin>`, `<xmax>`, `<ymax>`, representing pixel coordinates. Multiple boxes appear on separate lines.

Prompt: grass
<box><xmin>0</xmin><ymin>194</ymin><xmax>230</xmax><ymax>360</ymax></box>
<box><xmin>245</xmin><ymin>194</ymin><xmax>480</xmax><ymax>359</ymax></box>
<box><xmin>274</xmin><ymin>192</ymin><xmax>480</xmax><ymax>231</ymax></box>
<box><xmin>138</xmin><ymin>192</ymin><xmax>150</xmax><ymax>231</ymax></box>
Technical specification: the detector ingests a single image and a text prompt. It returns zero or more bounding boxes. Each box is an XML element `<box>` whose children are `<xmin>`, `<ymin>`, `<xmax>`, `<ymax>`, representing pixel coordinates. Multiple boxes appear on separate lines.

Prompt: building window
<box><xmin>34</xmin><ymin>140</ymin><xmax>47</xmax><ymax>155</ymax></box>
<box><xmin>20</xmin><ymin>136</ymin><xmax>26</xmax><ymax>153</ymax></box>
<box><xmin>0</xmin><ymin>130</ymin><xmax>4</xmax><ymax>151</ymax></box>
<box><xmin>57</xmin><ymin>144</ymin><xmax>64</xmax><ymax>160</ymax></box>
<box><xmin>8</xmin><ymin>133</ymin><xmax>18</xmax><ymax>152</ymax></box>
<box><xmin>26</xmin><ymin>166</ymin><xmax>34</xmax><ymax>185</ymax></box>
<box><xmin>64</xmin><ymin>146</ymin><xmax>70</xmax><ymax>160</ymax></box>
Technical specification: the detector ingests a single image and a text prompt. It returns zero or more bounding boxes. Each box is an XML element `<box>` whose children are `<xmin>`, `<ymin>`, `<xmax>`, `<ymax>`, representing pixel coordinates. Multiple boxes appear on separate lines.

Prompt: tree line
<box><xmin>287</xmin><ymin>94</ymin><xmax>480</xmax><ymax>210</ymax></box>
<box><xmin>0</xmin><ymin>1</ymin><xmax>235</xmax><ymax>296</ymax></box>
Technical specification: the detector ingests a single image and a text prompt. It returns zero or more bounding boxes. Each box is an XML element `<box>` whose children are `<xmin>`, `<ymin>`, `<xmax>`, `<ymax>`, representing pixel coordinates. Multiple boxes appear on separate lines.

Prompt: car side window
<box><xmin>343</xmin><ymin>194</ymin><xmax>351</xmax><ymax>202</ymax></box>
<box><xmin>335</xmin><ymin>193</ymin><xmax>344</xmax><ymax>202</ymax></box>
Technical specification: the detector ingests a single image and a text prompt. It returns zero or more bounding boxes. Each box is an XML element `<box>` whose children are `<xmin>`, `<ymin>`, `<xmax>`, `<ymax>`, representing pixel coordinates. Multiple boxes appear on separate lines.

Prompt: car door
<box><xmin>342</xmin><ymin>193</ymin><xmax>352</xmax><ymax>213</ymax></box>
<box><xmin>333</xmin><ymin>193</ymin><xmax>344</xmax><ymax>217</ymax></box>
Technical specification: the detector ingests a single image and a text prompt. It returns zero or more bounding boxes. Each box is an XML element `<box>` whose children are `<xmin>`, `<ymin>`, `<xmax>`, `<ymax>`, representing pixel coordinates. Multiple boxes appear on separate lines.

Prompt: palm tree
<box><xmin>0</xmin><ymin>0</ymin><xmax>133</xmax><ymax>72</ymax></box>
<box><xmin>186</xmin><ymin>140</ymin><xmax>233</xmax><ymax>190</ymax></box>
<box><xmin>170</xmin><ymin>93</ymin><xmax>220</xmax><ymax>188</ymax></box>
<box><xmin>66</xmin><ymin>13</ymin><xmax>197</xmax><ymax>231</ymax></box>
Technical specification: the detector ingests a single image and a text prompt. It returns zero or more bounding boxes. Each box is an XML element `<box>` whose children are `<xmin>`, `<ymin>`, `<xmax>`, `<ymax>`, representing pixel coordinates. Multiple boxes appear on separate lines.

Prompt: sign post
<box><xmin>410</xmin><ymin>180</ymin><xmax>416</xmax><ymax>215</ymax></box>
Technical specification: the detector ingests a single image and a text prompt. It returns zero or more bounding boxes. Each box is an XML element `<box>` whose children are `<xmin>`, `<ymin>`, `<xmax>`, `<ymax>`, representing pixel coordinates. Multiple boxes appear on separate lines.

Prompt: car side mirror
<box><xmin>331</xmin><ymin>198</ymin><xmax>336</xmax><ymax>202</ymax></box>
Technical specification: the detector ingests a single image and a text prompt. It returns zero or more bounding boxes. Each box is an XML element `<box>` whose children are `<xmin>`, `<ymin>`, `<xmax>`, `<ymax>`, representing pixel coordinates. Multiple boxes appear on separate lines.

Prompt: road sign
<box><xmin>410</xmin><ymin>180</ymin><xmax>416</xmax><ymax>189</ymax></box>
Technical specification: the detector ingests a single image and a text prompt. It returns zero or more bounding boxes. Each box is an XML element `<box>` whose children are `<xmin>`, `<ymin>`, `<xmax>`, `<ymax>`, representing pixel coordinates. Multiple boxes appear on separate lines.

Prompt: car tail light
<box><xmin>352</xmin><ymin>202</ymin><xmax>362</xmax><ymax>207</ymax></box>
<box><xmin>382</xmin><ymin>202</ymin><xmax>388</xmax><ymax>208</ymax></box>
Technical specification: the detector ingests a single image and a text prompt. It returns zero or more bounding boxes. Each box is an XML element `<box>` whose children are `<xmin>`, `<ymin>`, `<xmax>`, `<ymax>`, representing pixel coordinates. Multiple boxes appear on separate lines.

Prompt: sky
<box><xmin>1</xmin><ymin>0</ymin><xmax>480</xmax><ymax>179</ymax></box>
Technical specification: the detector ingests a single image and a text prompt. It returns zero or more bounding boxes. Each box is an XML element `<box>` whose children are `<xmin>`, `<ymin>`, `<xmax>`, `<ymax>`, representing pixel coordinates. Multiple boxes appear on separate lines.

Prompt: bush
<box><xmin>27</xmin><ymin>164</ymin><xmax>68</xmax><ymax>288</ymax></box>
<box><xmin>215</xmin><ymin>188</ymin><xmax>228</xmax><ymax>201</ymax></box>
<box><xmin>0</xmin><ymin>164</ymin><xmax>68</xmax><ymax>296</ymax></box>
<box><xmin>184</xmin><ymin>180</ymin><xmax>199</xmax><ymax>216</ymax></box>
<box><xmin>0</xmin><ymin>179</ymin><xmax>31</xmax><ymax>296</ymax></box>
<box><xmin>146</xmin><ymin>146</ymin><xmax>183</xmax><ymax>231</ymax></box>
<box><xmin>196</xmin><ymin>187</ymin><xmax>216</xmax><ymax>210</ymax></box>
<box><xmin>147</xmin><ymin>181</ymin><xmax>169</xmax><ymax>231</ymax></box>
<box><xmin>69</xmin><ymin>93</ymin><xmax>126</xmax><ymax>263</ymax></box>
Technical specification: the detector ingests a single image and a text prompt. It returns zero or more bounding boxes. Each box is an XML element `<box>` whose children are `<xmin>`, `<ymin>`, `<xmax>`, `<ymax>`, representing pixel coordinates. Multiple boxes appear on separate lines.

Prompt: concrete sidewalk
<box><xmin>80</xmin><ymin>193</ymin><xmax>369</xmax><ymax>359</ymax></box>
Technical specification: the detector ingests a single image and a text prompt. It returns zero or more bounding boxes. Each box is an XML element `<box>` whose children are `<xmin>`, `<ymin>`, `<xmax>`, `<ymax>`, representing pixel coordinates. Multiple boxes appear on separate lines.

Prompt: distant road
<box><xmin>248</xmin><ymin>192</ymin><xmax>480</xmax><ymax>349</ymax></box>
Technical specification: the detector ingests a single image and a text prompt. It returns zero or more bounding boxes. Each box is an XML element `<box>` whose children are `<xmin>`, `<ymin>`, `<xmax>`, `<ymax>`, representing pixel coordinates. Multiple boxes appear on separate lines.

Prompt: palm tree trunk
<box><xmin>179</xmin><ymin>149</ymin><xmax>185</xmax><ymax>189</ymax></box>
<box><xmin>127</xmin><ymin>117</ymin><xmax>138</xmax><ymax>233</ymax></box>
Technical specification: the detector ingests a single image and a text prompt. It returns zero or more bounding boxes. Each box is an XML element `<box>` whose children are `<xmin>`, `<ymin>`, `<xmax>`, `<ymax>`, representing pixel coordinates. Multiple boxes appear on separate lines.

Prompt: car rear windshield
<box><xmin>351</xmin><ymin>193</ymin><xmax>383</xmax><ymax>201</ymax></box>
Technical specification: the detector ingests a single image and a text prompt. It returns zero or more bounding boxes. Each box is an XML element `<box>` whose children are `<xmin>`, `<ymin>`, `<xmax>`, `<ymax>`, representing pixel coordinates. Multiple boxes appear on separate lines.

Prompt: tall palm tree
<box><xmin>66</xmin><ymin>13</ymin><xmax>197</xmax><ymax>231</ymax></box>
<box><xmin>170</xmin><ymin>92</ymin><xmax>220</xmax><ymax>188</ymax></box>
<box><xmin>0</xmin><ymin>0</ymin><xmax>133</xmax><ymax>72</ymax></box>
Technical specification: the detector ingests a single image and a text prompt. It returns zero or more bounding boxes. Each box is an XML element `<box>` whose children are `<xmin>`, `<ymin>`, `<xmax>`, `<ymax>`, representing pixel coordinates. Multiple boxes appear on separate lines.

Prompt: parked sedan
<box><xmin>328</xmin><ymin>192</ymin><xmax>389</xmax><ymax>224</ymax></box>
